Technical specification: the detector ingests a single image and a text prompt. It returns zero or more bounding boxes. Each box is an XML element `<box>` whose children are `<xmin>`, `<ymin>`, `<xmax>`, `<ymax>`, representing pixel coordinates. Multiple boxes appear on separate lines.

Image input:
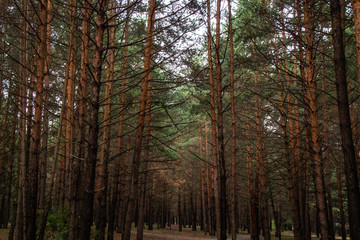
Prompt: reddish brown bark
<box><xmin>67</xmin><ymin>0</ymin><xmax>91</xmax><ymax>238</ymax></box>
<box><xmin>95</xmin><ymin>0</ymin><xmax>116</xmax><ymax>238</ymax></box>
<box><xmin>26</xmin><ymin>0</ymin><xmax>47</xmax><ymax>237</ymax></box>
<box><xmin>64</xmin><ymin>0</ymin><xmax>77</xmax><ymax>206</ymax></box>
<box><xmin>303</xmin><ymin>0</ymin><xmax>330</xmax><ymax>239</ymax></box>
<box><xmin>122</xmin><ymin>1</ymin><xmax>156</xmax><ymax>239</ymax></box>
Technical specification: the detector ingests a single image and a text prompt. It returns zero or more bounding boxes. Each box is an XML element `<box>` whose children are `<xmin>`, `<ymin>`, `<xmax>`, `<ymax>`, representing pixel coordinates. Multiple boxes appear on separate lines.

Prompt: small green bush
<box><xmin>44</xmin><ymin>208</ymin><xmax>69</xmax><ymax>240</ymax></box>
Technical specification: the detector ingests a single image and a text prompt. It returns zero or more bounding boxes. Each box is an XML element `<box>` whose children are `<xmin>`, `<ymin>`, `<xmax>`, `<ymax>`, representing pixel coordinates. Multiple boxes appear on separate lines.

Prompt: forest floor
<box><xmin>115</xmin><ymin>225</ymin><xmax>251</xmax><ymax>240</ymax></box>
<box><xmin>0</xmin><ymin>226</ymin><xmax>345</xmax><ymax>240</ymax></box>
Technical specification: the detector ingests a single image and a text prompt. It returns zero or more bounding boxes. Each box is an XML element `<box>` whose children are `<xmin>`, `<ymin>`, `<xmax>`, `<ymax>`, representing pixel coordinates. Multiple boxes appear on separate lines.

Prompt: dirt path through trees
<box><xmin>112</xmin><ymin>226</ymin><xmax>251</xmax><ymax>240</ymax></box>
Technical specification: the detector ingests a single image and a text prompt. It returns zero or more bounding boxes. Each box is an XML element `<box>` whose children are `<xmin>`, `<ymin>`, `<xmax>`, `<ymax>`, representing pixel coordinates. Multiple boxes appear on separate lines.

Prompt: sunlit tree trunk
<box><xmin>303</xmin><ymin>0</ymin><xmax>330</xmax><ymax>239</ymax></box>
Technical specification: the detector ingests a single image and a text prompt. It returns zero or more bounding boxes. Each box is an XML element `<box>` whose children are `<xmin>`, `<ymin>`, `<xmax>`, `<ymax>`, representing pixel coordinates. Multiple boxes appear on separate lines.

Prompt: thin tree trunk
<box><xmin>115</xmin><ymin>2</ymin><xmax>130</xmax><ymax>234</ymax></box>
<box><xmin>136</xmin><ymin>73</ymin><xmax>152</xmax><ymax>240</ymax></box>
<box><xmin>122</xmin><ymin>1</ymin><xmax>156</xmax><ymax>239</ymax></box>
<box><xmin>38</xmin><ymin>40</ymin><xmax>71</xmax><ymax>240</ymax></box>
<box><xmin>206</xmin><ymin>0</ymin><xmax>216</xmax><ymax>233</ymax></box>
<box><xmin>228</xmin><ymin>0</ymin><xmax>237</xmax><ymax>238</ymax></box>
<box><xmin>321</xmin><ymin>46</ymin><xmax>335</xmax><ymax>239</ymax></box>
<box><xmin>214</xmin><ymin>1</ymin><xmax>227</xmax><ymax>239</ymax></box>
<box><xmin>199</xmin><ymin>123</ymin><xmax>208</xmax><ymax>235</ymax></box>
<box><xmin>247</xmin><ymin>122</ymin><xmax>259</xmax><ymax>240</ymax></box>
<box><xmin>335</xmin><ymin>166</ymin><xmax>347</xmax><ymax>240</ymax></box>
<box><xmin>254</xmin><ymin>75</ymin><xmax>270</xmax><ymax>240</ymax></box>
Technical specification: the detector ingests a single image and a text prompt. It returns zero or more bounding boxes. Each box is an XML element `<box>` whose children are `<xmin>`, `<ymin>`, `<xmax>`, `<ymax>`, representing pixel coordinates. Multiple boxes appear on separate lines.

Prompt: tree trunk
<box><xmin>246</xmin><ymin>121</ymin><xmax>259</xmax><ymax>240</ymax></box>
<box><xmin>331</xmin><ymin>1</ymin><xmax>360</xmax><ymax>238</ymax></box>
<box><xmin>78</xmin><ymin>0</ymin><xmax>107</xmax><ymax>238</ymax></box>
<box><xmin>26</xmin><ymin>0</ymin><xmax>47</xmax><ymax>237</ymax></box>
<box><xmin>214</xmin><ymin>1</ymin><xmax>227</xmax><ymax>239</ymax></box>
<box><xmin>254</xmin><ymin>74</ymin><xmax>270</xmax><ymax>240</ymax></box>
<box><xmin>335</xmin><ymin>166</ymin><xmax>347</xmax><ymax>240</ymax></box>
<box><xmin>122</xmin><ymin>1</ymin><xmax>156</xmax><ymax>239</ymax></box>
<box><xmin>303</xmin><ymin>0</ymin><xmax>331</xmax><ymax>239</ymax></box>
<box><xmin>38</xmin><ymin>0</ymin><xmax>52</xmax><ymax>211</ymax></box>
<box><xmin>136</xmin><ymin>72</ymin><xmax>152</xmax><ymax>240</ymax></box>
<box><xmin>95</xmin><ymin>0</ymin><xmax>116</xmax><ymax>238</ymax></box>
<box><xmin>228</xmin><ymin>0</ymin><xmax>237</xmax><ymax>238</ymax></box>
<box><xmin>67</xmin><ymin>0</ymin><xmax>91</xmax><ymax>238</ymax></box>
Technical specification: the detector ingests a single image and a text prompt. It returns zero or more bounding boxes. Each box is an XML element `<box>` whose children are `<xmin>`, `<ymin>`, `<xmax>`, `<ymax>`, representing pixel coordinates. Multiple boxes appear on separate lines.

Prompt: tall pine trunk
<box><xmin>78</xmin><ymin>0</ymin><xmax>107</xmax><ymax>238</ymax></box>
<box><xmin>330</xmin><ymin>1</ymin><xmax>360</xmax><ymax>238</ymax></box>
<box><xmin>122</xmin><ymin>1</ymin><xmax>156</xmax><ymax>239</ymax></box>
<box><xmin>26</xmin><ymin>0</ymin><xmax>47</xmax><ymax>237</ymax></box>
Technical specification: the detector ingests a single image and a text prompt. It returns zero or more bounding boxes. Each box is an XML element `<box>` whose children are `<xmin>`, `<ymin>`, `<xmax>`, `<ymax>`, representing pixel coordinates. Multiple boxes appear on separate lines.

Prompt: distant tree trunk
<box><xmin>246</xmin><ymin>121</ymin><xmax>259</xmax><ymax>240</ymax></box>
<box><xmin>26</xmin><ymin>0</ymin><xmax>47</xmax><ymax>237</ymax></box>
<box><xmin>254</xmin><ymin>74</ymin><xmax>270</xmax><ymax>240</ymax></box>
<box><xmin>330</xmin><ymin>1</ymin><xmax>360</xmax><ymax>239</ymax></box>
<box><xmin>321</xmin><ymin>47</ymin><xmax>335</xmax><ymax>239</ymax></box>
<box><xmin>136</xmin><ymin>73</ymin><xmax>152</xmax><ymax>240</ymax></box>
<box><xmin>199</xmin><ymin>123</ymin><xmax>208</xmax><ymax>235</ymax></box>
<box><xmin>335</xmin><ymin>166</ymin><xmax>347</xmax><ymax>240</ymax></box>
<box><xmin>178</xmin><ymin>184</ymin><xmax>182</xmax><ymax>232</ymax></box>
<box><xmin>269</xmin><ymin>187</ymin><xmax>281</xmax><ymax>240</ymax></box>
<box><xmin>78</xmin><ymin>0</ymin><xmax>107</xmax><ymax>238</ymax></box>
<box><xmin>122</xmin><ymin>1</ymin><xmax>156</xmax><ymax>239</ymax></box>
<box><xmin>38</xmin><ymin>67</ymin><xmax>68</xmax><ymax>240</ymax></box>
<box><xmin>228</xmin><ymin>0</ymin><xmax>237</xmax><ymax>239</ymax></box>
<box><xmin>283</xmin><ymin>56</ymin><xmax>302</xmax><ymax>240</ymax></box>
<box><xmin>205</xmin><ymin>124</ymin><xmax>215</xmax><ymax>235</ymax></box>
